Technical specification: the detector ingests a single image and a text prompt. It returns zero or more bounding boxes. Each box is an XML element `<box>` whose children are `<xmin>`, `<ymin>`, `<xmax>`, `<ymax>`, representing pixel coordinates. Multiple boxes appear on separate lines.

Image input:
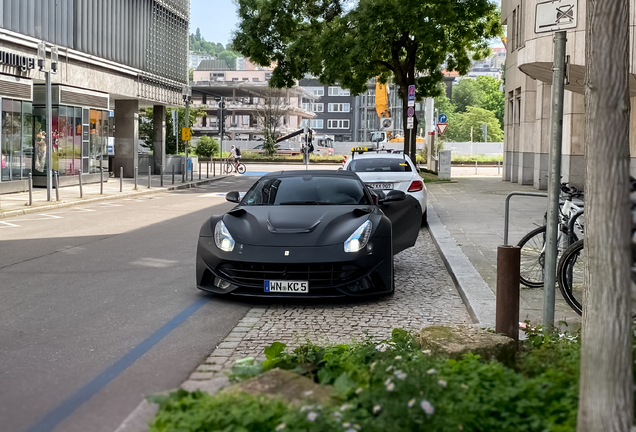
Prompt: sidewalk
<box><xmin>427</xmin><ymin>175</ymin><xmax>581</xmax><ymax>325</ymax></box>
<box><xmin>0</xmin><ymin>172</ymin><xmax>229</xmax><ymax>219</ymax></box>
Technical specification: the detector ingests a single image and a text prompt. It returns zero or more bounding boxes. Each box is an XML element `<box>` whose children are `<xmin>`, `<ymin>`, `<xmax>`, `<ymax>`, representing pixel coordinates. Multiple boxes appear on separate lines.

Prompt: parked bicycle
<box><xmin>223</xmin><ymin>157</ymin><xmax>246</xmax><ymax>175</ymax></box>
<box><xmin>517</xmin><ymin>182</ymin><xmax>585</xmax><ymax>287</ymax></box>
<box><xmin>557</xmin><ymin>177</ymin><xmax>636</xmax><ymax>315</ymax></box>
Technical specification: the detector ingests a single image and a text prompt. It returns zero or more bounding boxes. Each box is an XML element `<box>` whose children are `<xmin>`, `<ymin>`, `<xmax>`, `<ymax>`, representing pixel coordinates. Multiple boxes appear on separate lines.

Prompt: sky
<box><xmin>191</xmin><ymin>0</ymin><xmax>239</xmax><ymax>47</ymax></box>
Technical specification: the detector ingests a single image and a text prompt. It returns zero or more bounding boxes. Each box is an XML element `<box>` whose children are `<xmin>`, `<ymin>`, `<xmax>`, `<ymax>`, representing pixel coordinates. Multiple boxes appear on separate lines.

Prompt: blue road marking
<box><xmin>243</xmin><ymin>171</ymin><xmax>269</xmax><ymax>176</ymax></box>
<box><xmin>26</xmin><ymin>297</ymin><xmax>211</xmax><ymax>432</ymax></box>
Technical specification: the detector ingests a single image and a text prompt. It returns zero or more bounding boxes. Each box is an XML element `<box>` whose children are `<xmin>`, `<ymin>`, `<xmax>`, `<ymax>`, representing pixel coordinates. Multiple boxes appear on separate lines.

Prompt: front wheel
<box><xmin>557</xmin><ymin>239</ymin><xmax>585</xmax><ymax>315</ymax></box>
<box><xmin>236</xmin><ymin>163</ymin><xmax>246</xmax><ymax>175</ymax></box>
<box><xmin>517</xmin><ymin>226</ymin><xmax>547</xmax><ymax>288</ymax></box>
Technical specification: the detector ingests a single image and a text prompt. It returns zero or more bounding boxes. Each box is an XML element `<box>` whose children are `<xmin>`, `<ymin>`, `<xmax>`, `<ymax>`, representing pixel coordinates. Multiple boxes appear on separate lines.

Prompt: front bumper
<box><xmin>196</xmin><ymin>238</ymin><xmax>393</xmax><ymax>298</ymax></box>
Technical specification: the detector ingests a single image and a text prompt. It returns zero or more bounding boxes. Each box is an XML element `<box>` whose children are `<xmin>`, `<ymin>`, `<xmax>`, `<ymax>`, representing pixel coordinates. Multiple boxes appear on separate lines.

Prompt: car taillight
<box><xmin>408</xmin><ymin>180</ymin><xmax>423</xmax><ymax>192</ymax></box>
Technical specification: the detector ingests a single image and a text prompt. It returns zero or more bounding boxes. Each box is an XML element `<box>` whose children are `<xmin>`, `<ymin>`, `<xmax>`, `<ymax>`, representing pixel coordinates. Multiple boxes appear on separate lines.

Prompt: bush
<box><xmin>149</xmin><ymin>326</ymin><xmax>607</xmax><ymax>432</ymax></box>
<box><xmin>193</xmin><ymin>135</ymin><xmax>219</xmax><ymax>158</ymax></box>
<box><xmin>263</xmin><ymin>137</ymin><xmax>277</xmax><ymax>156</ymax></box>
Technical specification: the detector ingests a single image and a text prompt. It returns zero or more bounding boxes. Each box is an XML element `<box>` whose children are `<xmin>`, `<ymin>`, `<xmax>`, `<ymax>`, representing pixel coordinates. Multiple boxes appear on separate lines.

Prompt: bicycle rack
<box><xmin>503</xmin><ymin>191</ymin><xmax>548</xmax><ymax>245</ymax></box>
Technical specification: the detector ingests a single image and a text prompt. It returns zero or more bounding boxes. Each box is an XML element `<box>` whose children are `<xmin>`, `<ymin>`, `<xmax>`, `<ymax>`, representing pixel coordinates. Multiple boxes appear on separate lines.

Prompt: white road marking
<box><xmin>198</xmin><ymin>192</ymin><xmax>246</xmax><ymax>198</ymax></box>
<box><xmin>0</xmin><ymin>221</ymin><xmax>20</xmax><ymax>228</ymax></box>
<box><xmin>99</xmin><ymin>202</ymin><xmax>124</xmax><ymax>207</ymax></box>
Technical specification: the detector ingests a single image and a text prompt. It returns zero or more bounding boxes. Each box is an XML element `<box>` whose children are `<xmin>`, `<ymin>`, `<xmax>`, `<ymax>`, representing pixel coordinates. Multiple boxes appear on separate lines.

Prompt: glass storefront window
<box><xmin>33</xmin><ymin>106</ymin><xmax>47</xmax><ymax>175</ymax></box>
<box><xmin>74</xmin><ymin>108</ymin><xmax>81</xmax><ymax>175</ymax></box>
<box><xmin>2</xmin><ymin>99</ymin><xmax>25</xmax><ymax>182</ymax></box>
<box><xmin>22</xmin><ymin>102</ymin><xmax>32</xmax><ymax>179</ymax></box>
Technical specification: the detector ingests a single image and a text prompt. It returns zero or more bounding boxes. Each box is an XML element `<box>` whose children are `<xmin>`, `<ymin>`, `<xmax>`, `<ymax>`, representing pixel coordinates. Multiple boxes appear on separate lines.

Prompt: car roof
<box><xmin>261</xmin><ymin>170</ymin><xmax>360</xmax><ymax>178</ymax></box>
<box><xmin>349</xmin><ymin>153</ymin><xmax>412</xmax><ymax>160</ymax></box>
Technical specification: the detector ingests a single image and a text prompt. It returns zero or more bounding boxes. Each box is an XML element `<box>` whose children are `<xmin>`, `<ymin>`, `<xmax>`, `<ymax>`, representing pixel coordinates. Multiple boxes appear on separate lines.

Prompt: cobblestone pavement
<box><xmin>182</xmin><ymin>228</ymin><xmax>472</xmax><ymax>388</ymax></box>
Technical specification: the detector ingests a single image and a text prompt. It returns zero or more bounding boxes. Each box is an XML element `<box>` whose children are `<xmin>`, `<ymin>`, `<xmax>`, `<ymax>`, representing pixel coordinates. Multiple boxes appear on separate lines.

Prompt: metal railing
<box><xmin>503</xmin><ymin>191</ymin><xmax>549</xmax><ymax>245</ymax></box>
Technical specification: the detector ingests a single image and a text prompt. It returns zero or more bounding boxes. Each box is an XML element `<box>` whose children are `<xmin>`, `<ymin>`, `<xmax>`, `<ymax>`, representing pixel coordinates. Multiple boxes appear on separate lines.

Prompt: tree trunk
<box><xmin>577</xmin><ymin>0</ymin><xmax>633</xmax><ymax>430</ymax></box>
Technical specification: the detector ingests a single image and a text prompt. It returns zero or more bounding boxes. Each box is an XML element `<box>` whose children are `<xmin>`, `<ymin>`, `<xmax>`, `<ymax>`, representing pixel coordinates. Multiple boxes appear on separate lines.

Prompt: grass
<box><xmin>419</xmin><ymin>169</ymin><xmax>451</xmax><ymax>183</ymax></box>
<box><xmin>451</xmin><ymin>154</ymin><xmax>503</xmax><ymax>163</ymax></box>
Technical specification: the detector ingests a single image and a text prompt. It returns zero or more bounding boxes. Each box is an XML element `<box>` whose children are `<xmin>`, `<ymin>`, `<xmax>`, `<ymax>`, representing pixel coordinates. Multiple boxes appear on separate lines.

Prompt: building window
<box><xmin>328</xmin><ymin>103</ymin><xmax>350</xmax><ymax>112</ymax></box>
<box><xmin>253</xmin><ymin>78</ymin><xmax>259</xmax><ymax>82</ymax></box>
<box><xmin>305</xmin><ymin>87</ymin><xmax>324</xmax><ymax>96</ymax></box>
<box><xmin>328</xmin><ymin>86</ymin><xmax>350</xmax><ymax>96</ymax></box>
<box><xmin>516</xmin><ymin>96</ymin><xmax>521</xmax><ymax>125</ymax></box>
<box><xmin>232</xmin><ymin>78</ymin><xmax>239</xmax><ymax>81</ymax></box>
<box><xmin>328</xmin><ymin>119</ymin><xmax>350</xmax><ymax>129</ymax></box>
<box><xmin>242</xmin><ymin>78</ymin><xmax>249</xmax><ymax>81</ymax></box>
<box><xmin>265</xmin><ymin>73</ymin><xmax>272</xmax><ymax>80</ymax></box>
<box><xmin>311</xmin><ymin>119</ymin><xmax>324</xmax><ymax>129</ymax></box>
<box><xmin>302</xmin><ymin>103</ymin><xmax>324</xmax><ymax>112</ymax></box>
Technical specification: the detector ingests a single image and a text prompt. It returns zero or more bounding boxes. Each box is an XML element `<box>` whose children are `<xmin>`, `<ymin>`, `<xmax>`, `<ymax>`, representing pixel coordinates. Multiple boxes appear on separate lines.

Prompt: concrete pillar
<box><xmin>153</xmin><ymin>105</ymin><xmax>166</xmax><ymax>175</ymax></box>
<box><xmin>113</xmin><ymin>100</ymin><xmax>139</xmax><ymax>178</ymax></box>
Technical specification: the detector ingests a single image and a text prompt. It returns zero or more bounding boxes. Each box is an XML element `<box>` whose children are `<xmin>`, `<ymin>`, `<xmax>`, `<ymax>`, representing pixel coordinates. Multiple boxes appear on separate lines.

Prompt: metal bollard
<box><xmin>206</xmin><ymin>161</ymin><xmax>209</xmax><ymax>178</ymax></box>
<box><xmin>190</xmin><ymin>166</ymin><xmax>193</xmax><ymax>182</ymax></box>
<box><xmin>172</xmin><ymin>164</ymin><xmax>175</xmax><ymax>185</ymax></box>
<box><xmin>213</xmin><ymin>158</ymin><xmax>216</xmax><ymax>177</ymax></box>
<box><xmin>182</xmin><ymin>162</ymin><xmax>185</xmax><ymax>183</ymax></box>
<box><xmin>134</xmin><ymin>166</ymin><xmax>138</xmax><ymax>190</ymax></box>
<box><xmin>28</xmin><ymin>173</ymin><xmax>33</xmax><ymax>205</ymax></box>
<box><xmin>160</xmin><ymin>165</ymin><xmax>164</xmax><ymax>187</ymax></box>
<box><xmin>55</xmin><ymin>173</ymin><xmax>60</xmax><ymax>202</ymax></box>
<box><xmin>79</xmin><ymin>169</ymin><xmax>83</xmax><ymax>198</ymax></box>
<box><xmin>148</xmin><ymin>165</ymin><xmax>151</xmax><ymax>188</ymax></box>
<box><xmin>496</xmin><ymin>245</ymin><xmax>521</xmax><ymax>344</ymax></box>
<box><xmin>100</xmin><ymin>168</ymin><xmax>103</xmax><ymax>195</ymax></box>
<box><xmin>498</xmin><ymin>160</ymin><xmax>501</xmax><ymax>175</ymax></box>
<box><xmin>475</xmin><ymin>160</ymin><xmax>478</xmax><ymax>175</ymax></box>
<box><xmin>199</xmin><ymin>162</ymin><xmax>201</xmax><ymax>180</ymax></box>
<box><xmin>120</xmin><ymin>167</ymin><xmax>123</xmax><ymax>192</ymax></box>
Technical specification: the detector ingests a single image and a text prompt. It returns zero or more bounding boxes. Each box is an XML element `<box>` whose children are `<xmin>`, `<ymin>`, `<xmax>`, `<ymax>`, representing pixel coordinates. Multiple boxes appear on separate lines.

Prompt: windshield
<box><xmin>242</xmin><ymin>175</ymin><xmax>370</xmax><ymax>206</ymax></box>
<box><xmin>347</xmin><ymin>158</ymin><xmax>413</xmax><ymax>173</ymax></box>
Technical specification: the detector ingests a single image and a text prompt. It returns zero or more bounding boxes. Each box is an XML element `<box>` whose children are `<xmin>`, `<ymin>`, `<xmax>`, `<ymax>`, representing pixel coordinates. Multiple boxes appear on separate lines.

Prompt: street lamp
<box><xmin>37</xmin><ymin>42</ymin><xmax>58</xmax><ymax>201</ymax></box>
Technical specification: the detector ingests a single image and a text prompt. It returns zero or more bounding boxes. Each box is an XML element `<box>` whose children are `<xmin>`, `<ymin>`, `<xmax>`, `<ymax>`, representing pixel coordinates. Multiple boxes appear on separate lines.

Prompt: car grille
<box><xmin>218</xmin><ymin>262</ymin><xmax>361</xmax><ymax>287</ymax></box>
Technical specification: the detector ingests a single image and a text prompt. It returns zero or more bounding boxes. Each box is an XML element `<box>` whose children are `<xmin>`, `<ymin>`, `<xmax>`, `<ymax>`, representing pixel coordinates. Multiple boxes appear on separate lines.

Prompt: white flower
<box><xmin>394</xmin><ymin>371</ymin><xmax>407</xmax><ymax>380</ymax></box>
<box><xmin>275</xmin><ymin>424</ymin><xmax>286</xmax><ymax>431</ymax></box>
<box><xmin>461</xmin><ymin>383</ymin><xmax>469</xmax><ymax>390</ymax></box>
<box><xmin>344</xmin><ymin>429</ymin><xmax>357</xmax><ymax>432</ymax></box>
<box><xmin>386</xmin><ymin>382</ymin><xmax>395</xmax><ymax>391</ymax></box>
<box><xmin>300</xmin><ymin>405</ymin><xmax>313</xmax><ymax>412</ymax></box>
<box><xmin>340</xmin><ymin>404</ymin><xmax>352</xmax><ymax>411</ymax></box>
<box><xmin>384</xmin><ymin>377</ymin><xmax>393</xmax><ymax>386</ymax></box>
<box><xmin>420</xmin><ymin>399</ymin><xmax>435</xmax><ymax>415</ymax></box>
<box><xmin>343</xmin><ymin>422</ymin><xmax>352</xmax><ymax>428</ymax></box>
<box><xmin>354</xmin><ymin>425</ymin><xmax>361</xmax><ymax>430</ymax></box>
<box><xmin>385</xmin><ymin>365</ymin><xmax>394</xmax><ymax>372</ymax></box>
<box><xmin>307</xmin><ymin>411</ymin><xmax>318</xmax><ymax>421</ymax></box>
<box><xmin>438</xmin><ymin>379</ymin><xmax>447</xmax><ymax>387</ymax></box>
<box><xmin>370</xmin><ymin>361</ymin><xmax>377</xmax><ymax>370</ymax></box>
<box><xmin>375</xmin><ymin>342</ymin><xmax>391</xmax><ymax>352</ymax></box>
<box><xmin>394</xmin><ymin>355</ymin><xmax>402</xmax><ymax>360</ymax></box>
<box><xmin>332</xmin><ymin>411</ymin><xmax>342</xmax><ymax>419</ymax></box>
<box><xmin>355</xmin><ymin>387</ymin><xmax>363</xmax><ymax>394</ymax></box>
<box><xmin>303</xmin><ymin>390</ymin><xmax>314</xmax><ymax>396</ymax></box>
<box><xmin>372</xmin><ymin>404</ymin><xmax>382</xmax><ymax>414</ymax></box>
<box><xmin>408</xmin><ymin>398</ymin><xmax>416</xmax><ymax>407</ymax></box>
<box><xmin>427</xmin><ymin>368</ymin><xmax>437</xmax><ymax>374</ymax></box>
<box><xmin>422</xmin><ymin>349</ymin><xmax>432</xmax><ymax>355</ymax></box>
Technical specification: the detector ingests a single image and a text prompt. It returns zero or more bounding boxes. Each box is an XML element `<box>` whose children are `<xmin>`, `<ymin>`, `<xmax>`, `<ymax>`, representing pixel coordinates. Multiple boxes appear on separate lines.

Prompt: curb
<box><xmin>0</xmin><ymin>176</ymin><xmax>230</xmax><ymax>220</ymax></box>
<box><xmin>426</xmin><ymin>204</ymin><xmax>497</xmax><ymax>328</ymax></box>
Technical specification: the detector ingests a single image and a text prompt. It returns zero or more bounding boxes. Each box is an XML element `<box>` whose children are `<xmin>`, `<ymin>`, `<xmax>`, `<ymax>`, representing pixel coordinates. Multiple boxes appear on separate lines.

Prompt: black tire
<box><xmin>421</xmin><ymin>209</ymin><xmax>428</xmax><ymax>227</ymax></box>
<box><xmin>224</xmin><ymin>162</ymin><xmax>233</xmax><ymax>174</ymax></box>
<box><xmin>517</xmin><ymin>225</ymin><xmax>547</xmax><ymax>288</ymax></box>
<box><xmin>557</xmin><ymin>239</ymin><xmax>585</xmax><ymax>316</ymax></box>
<box><xmin>236</xmin><ymin>163</ymin><xmax>246</xmax><ymax>175</ymax></box>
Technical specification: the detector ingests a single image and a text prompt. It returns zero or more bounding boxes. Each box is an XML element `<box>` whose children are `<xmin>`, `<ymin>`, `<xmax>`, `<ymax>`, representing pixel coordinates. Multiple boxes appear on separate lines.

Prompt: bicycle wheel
<box><xmin>224</xmin><ymin>161</ymin><xmax>233</xmax><ymax>174</ymax></box>
<box><xmin>236</xmin><ymin>163</ymin><xmax>246</xmax><ymax>174</ymax></box>
<box><xmin>517</xmin><ymin>225</ymin><xmax>547</xmax><ymax>288</ymax></box>
<box><xmin>557</xmin><ymin>239</ymin><xmax>585</xmax><ymax>315</ymax></box>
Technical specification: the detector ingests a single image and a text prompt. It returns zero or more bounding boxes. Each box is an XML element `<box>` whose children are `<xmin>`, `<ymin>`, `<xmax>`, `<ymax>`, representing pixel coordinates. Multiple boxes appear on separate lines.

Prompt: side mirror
<box><xmin>226</xmin><ymin>191</ymin><xmax>241</xmax><ymax>203</ymax></box>
<box><xmin>382</xmin><ymin>190</ymin><xmax>406</xmax><ymax>203</ymax></box>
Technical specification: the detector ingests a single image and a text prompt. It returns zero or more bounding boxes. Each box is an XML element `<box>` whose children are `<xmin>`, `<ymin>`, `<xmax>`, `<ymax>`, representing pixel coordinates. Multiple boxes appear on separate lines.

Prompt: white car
<box><xmin>343</xmin><ymin>153</ymin><xmax>427</xmax><ymax>224</ymax></box>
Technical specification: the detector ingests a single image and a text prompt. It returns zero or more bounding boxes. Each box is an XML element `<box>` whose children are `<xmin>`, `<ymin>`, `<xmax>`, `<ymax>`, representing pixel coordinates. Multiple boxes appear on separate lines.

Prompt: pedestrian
<box><xmin>230</xmin><ymin>145</ymin><xmax>241</xmax><ymax>172</ymax></box>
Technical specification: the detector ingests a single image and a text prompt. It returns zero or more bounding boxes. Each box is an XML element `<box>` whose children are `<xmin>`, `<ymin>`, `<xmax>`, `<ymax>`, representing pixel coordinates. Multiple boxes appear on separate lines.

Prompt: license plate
<box><xmin>264</xmin><ymin>280</ymin><xmax>309</xmax><ymax>293</ymax></box>
<box><xmin>367</xmin><ymin>182</ymin><xmax>394</xmax><ymax>190</ymax></box>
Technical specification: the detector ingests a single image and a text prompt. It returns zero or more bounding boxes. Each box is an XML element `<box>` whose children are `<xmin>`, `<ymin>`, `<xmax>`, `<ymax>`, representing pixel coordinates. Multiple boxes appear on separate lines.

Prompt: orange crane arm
<box><xmin>375</xmin><ymin>81</ymin><xmax>390</xmax><ymax>118</ymax></box>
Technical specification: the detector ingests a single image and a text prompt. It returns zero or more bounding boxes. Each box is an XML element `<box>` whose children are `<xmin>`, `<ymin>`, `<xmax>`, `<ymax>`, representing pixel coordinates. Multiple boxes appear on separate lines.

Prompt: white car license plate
<box><xmin>368</xmin><ymin>182</ymin><xmax>394</xmax><ymax>190</ymax></box>
<box><xmin>264</xmin><ymin>280</ymin><xmax>309</xmax><ymax>293</ymax></box>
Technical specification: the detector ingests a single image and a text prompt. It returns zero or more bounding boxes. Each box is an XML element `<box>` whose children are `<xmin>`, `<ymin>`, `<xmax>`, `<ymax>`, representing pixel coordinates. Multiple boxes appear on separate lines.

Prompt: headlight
<box><xmin>344</xmin><ymin>220</ymin><xmax>372</xmax><ymax>253</ymax></box>
<box><xmin>214</xmin><ymin>220</ymin><xmax>235</xmax><ymax>252</ymax></box>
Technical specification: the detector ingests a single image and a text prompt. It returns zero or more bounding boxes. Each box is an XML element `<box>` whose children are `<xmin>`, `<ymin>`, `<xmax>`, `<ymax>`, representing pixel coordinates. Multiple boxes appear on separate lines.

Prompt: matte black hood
<box><xmin>222</xmin><ymin>206</ymin><xmax>373</xmax><ymax>247</ymax></box>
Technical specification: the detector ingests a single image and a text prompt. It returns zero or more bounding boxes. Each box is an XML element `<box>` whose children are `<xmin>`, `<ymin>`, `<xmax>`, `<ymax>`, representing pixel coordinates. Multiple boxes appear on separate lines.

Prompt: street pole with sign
<box><xmin>183</xmin><ymin>86</ymin><xmax>191</xmax><ymax>182</ymax></box>
<box><xmin>533</xmin><ymin>0</ymin><xmax>577</xmax><ymax>327</ymax></box>
<box><xmin>407</xmin><ymin>85</ymin><xmax>415</xmax><ymax>160</ymax></box>
<box><xmin>38</xmin><ymin>43</ymin><xmax>58</xmax><ymax>201</ymax></box>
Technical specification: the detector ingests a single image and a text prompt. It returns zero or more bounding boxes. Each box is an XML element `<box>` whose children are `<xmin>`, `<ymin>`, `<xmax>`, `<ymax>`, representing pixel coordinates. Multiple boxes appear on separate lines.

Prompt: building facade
<box><xmin>299</xmin><ymin>78</ymin><xmax>356</xmax><ymax>142</ymax></box>
<box><xmin>501</xmin><ymin>0</ymin><xmax>636</xmax><ymax>189</ymax></box>
<box><xmin>0</xmin><ymin>0</ymin><xmax>188</xmax><ymax>193</ymax></box>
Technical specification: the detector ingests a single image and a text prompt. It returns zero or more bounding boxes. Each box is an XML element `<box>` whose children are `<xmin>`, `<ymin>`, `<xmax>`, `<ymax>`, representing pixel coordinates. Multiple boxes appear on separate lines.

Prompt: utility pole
<box><xmin>182</xmin><ymin>85</ymin><xmax>191</xmax><ymax>182</ymax></box>
<box><xmin>38</xmin><ymin>43</ymin><xmax>58</xmax><ymax>202</ymax></box>
<box><xmin>577</xmin><ymin>0</ymin><xmax>633</xmax><ymax>429</ymax></box>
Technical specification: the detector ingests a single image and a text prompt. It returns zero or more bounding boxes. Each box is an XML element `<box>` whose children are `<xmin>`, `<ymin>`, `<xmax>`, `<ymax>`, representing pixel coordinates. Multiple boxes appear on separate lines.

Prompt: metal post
<box><xmin>54</xmin><ymin>173</ymin><xmax>59</xmax><ymax>201</ymax></box>
<box><xmin>543</xmin><ymin>31</ymin><xmax>567</xmax><ymax>328</ymax></box>
<box><xmin>134</xmin><ymin>166</ymin><xmax>138</xmax><ymax>190</ymax></box>
<box><xmin>207</xmin><ymin>161</ymin><xmax>209</xmax><ymax>178</ymax></box>
<box><xmin>182</xmin><ymin>161</ymin><xmax>185</xmax><ymax>183</ymax></box>
<box><xmin>498</xmin><ymin>160</ymin><xmax>501</xmax><ymax>175</ymax></box>
<box><xmin>28</xmin><ymin>173</ymin><xmax>33</xmax><ymax>205</ymax></box>
<box><xmin>496</xmin><ymin>245</ymin><xmax>520</xmax><ymax>344</ymax></box>
<box><xmin>120</xmin><ymin>167</ymin><xmax>123</xmax><ymax>192</ymax></box>
<box><xmin>199</xmin><ymin>162</ymin><xmax>201</xmax><ymax>180</ymax></box>
<box><xmin>148</xmin><ymin>165</ymin><xmax>151</xmax><ymax>188</ymax></box>
<box><xmin>191</xmin><ymin>166</ymin><xmax>193</xmax><ymax>182</ymax></box>
<box><xmin>100</xmin><ymin>142</ymin><xmax>104</xmax><ymax>195</ymax></box>
<box><xmin>160</xmin><ymin>165</ymin><xmax>164</xmax><ymax>187</ymax></box>
<box><xmin>213</xmin><ymin>158</ymin><xmax>216</xmax><ymax>177</ymax></box>
<box><xmin>46</xmin><ymin>70</ymin><xmax>52</xmax><ymax>201</ymax></box>
<box><xmin>475</xmin><ymin>160</ymin><xmax>478</xmax><ymax>175</ymax></box>
<box><xmin>78</xmin><ymin>169</ymin><xmax>83</xmax><ymax>198</ymax></box>
<box><xmin>172</xmin><ymin>164</ymin><xmax>175</xmax><ymax>184</ymax></box>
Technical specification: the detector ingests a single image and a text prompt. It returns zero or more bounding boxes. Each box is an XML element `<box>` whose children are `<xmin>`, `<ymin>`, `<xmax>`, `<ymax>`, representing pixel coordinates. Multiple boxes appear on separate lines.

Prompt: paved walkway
<box><xmin>427</xmin><ymin>175</ymin><xmax>581</xmax><ymax>325</ymax></box>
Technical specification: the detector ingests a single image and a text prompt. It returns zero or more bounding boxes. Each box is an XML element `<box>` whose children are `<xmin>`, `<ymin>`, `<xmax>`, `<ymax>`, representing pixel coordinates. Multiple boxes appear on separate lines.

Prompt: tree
<box><xmin>453</xmin><ymin>78</ymin><xmax>484</xmax><ymax>112</ymax></box>
<box><xmin>193</xmin><ymin>135</ymin><xmax>220</xmax><ymax>158</ymax></box>
<box><xmin>233</xmin><ymin>0</ymin><xmax>502</xmax><ymax>162</ymax></box>
<box><xmin>475</xmin><ymin>75</ymin><xmax>504</xmax><ymax>128</ymax></box>
<box><xmin>577</xmin><ymin>0</ymin><xmax>633</xmax><ymax>430</ymax></box>
<box><xmin>218</xmin><ymin>50</ymin><xmax>238</xmax><ymax>69</ymax></box>
<box><xmin>255</xmin><ymin>88</ymin><xmax>287</xmax><ymax>149</ymax></box>
<box><xmin>139</xmin><ymin>106</ymin><xmax>206</xmax><ymax>155</ymax></box>
<box><xmin>444</xmin><ymin>106</ymin><xmax>502</xmax><ymax>142</ymax></box>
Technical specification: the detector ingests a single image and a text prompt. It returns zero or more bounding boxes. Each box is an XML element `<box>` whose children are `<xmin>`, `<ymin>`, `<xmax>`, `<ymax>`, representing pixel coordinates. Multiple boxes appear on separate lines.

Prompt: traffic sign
<box><xmin>438</xmin><ymin>113</ymin><xmax>447</xmax><ymax>124</ymax></box>
<box><xmin>535</xmin><ymin>0</ymin><xmax>578</xmax><ymax>33</ymax></box>
<box><xmin>407</xmin><ymin>106</ymin><xmax>415</xmax><ymax>118</ymax></box>
<box><xmin>408</xmin><ymin>85</ymin><xmax>415</xmax><ymax>107</ymax></box>
<box><xmin>407</xmin><ymin>118</ymin><xmax>414</xmax><ymax>129</ymax></box>
<box><xmin>181</xmin><ymin>127</ymin><xmax>191</xmax><ymax>141</ymax></box>
<box><xmin>436</xmin><ymin>123</ymin><xmax>448</xmax><ymax>135</ymax></box>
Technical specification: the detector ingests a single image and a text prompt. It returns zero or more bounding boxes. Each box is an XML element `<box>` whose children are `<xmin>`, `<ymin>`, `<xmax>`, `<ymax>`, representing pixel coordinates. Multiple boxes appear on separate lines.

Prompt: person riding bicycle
<box><xmin>229</xmin><ymin>145</ymin><xmax>241</xmax><ymax>172</ymax></box>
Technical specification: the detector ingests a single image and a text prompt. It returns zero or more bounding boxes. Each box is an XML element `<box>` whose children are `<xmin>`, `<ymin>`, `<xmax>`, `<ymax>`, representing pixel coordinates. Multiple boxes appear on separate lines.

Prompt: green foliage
<box><xmin>453</xmin><ymin>78</ymin><xmax>484</xmax><ymax>112</ymax></box>
<box><xmin>139</xmin><ymin>106</ymin><xmax>206</xmax><ymax>155</ymax></box>
<box><xmin>153</xmin><ymin>327</ymin><xmax>599</xmax><ymax>432</ymax></box>
<box><xmin>263</xmin><ymin>138</ymin><xmax>277</xmax><ymax>156</ymax></box>
<box><xmin>218</xmin><ymin>50</ymin><xmax>239</xmax><ymax>69</ymax></box>
<box><xmin>445</xmin><ymin>106</ymin><xmax>503</xmax><ymax>143</ymax></box>
<box><xmin>475</xmin><ymin>76</ymin><xmax>505</xmax><ymax>128</ymax></box>
<box><xmin>193</xmin><ymin>135</ymin><xmax>219</xmax><ymax>158</ymax></box>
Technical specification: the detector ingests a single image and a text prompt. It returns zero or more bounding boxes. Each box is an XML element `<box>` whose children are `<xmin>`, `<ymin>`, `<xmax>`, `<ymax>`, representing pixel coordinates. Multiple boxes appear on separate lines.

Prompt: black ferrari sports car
<box><xmin>196</xmin><ymin>170</ymin><xmax>422</xmax><ymax>297</ymax></box>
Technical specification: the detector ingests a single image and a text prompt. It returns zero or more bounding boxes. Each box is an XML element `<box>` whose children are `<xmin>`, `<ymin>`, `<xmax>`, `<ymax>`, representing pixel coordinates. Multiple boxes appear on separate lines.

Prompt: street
<box><xmin>0</xmin><ymin>176</ymin><xmax>260</xmax><ymax>432</ymax></box>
